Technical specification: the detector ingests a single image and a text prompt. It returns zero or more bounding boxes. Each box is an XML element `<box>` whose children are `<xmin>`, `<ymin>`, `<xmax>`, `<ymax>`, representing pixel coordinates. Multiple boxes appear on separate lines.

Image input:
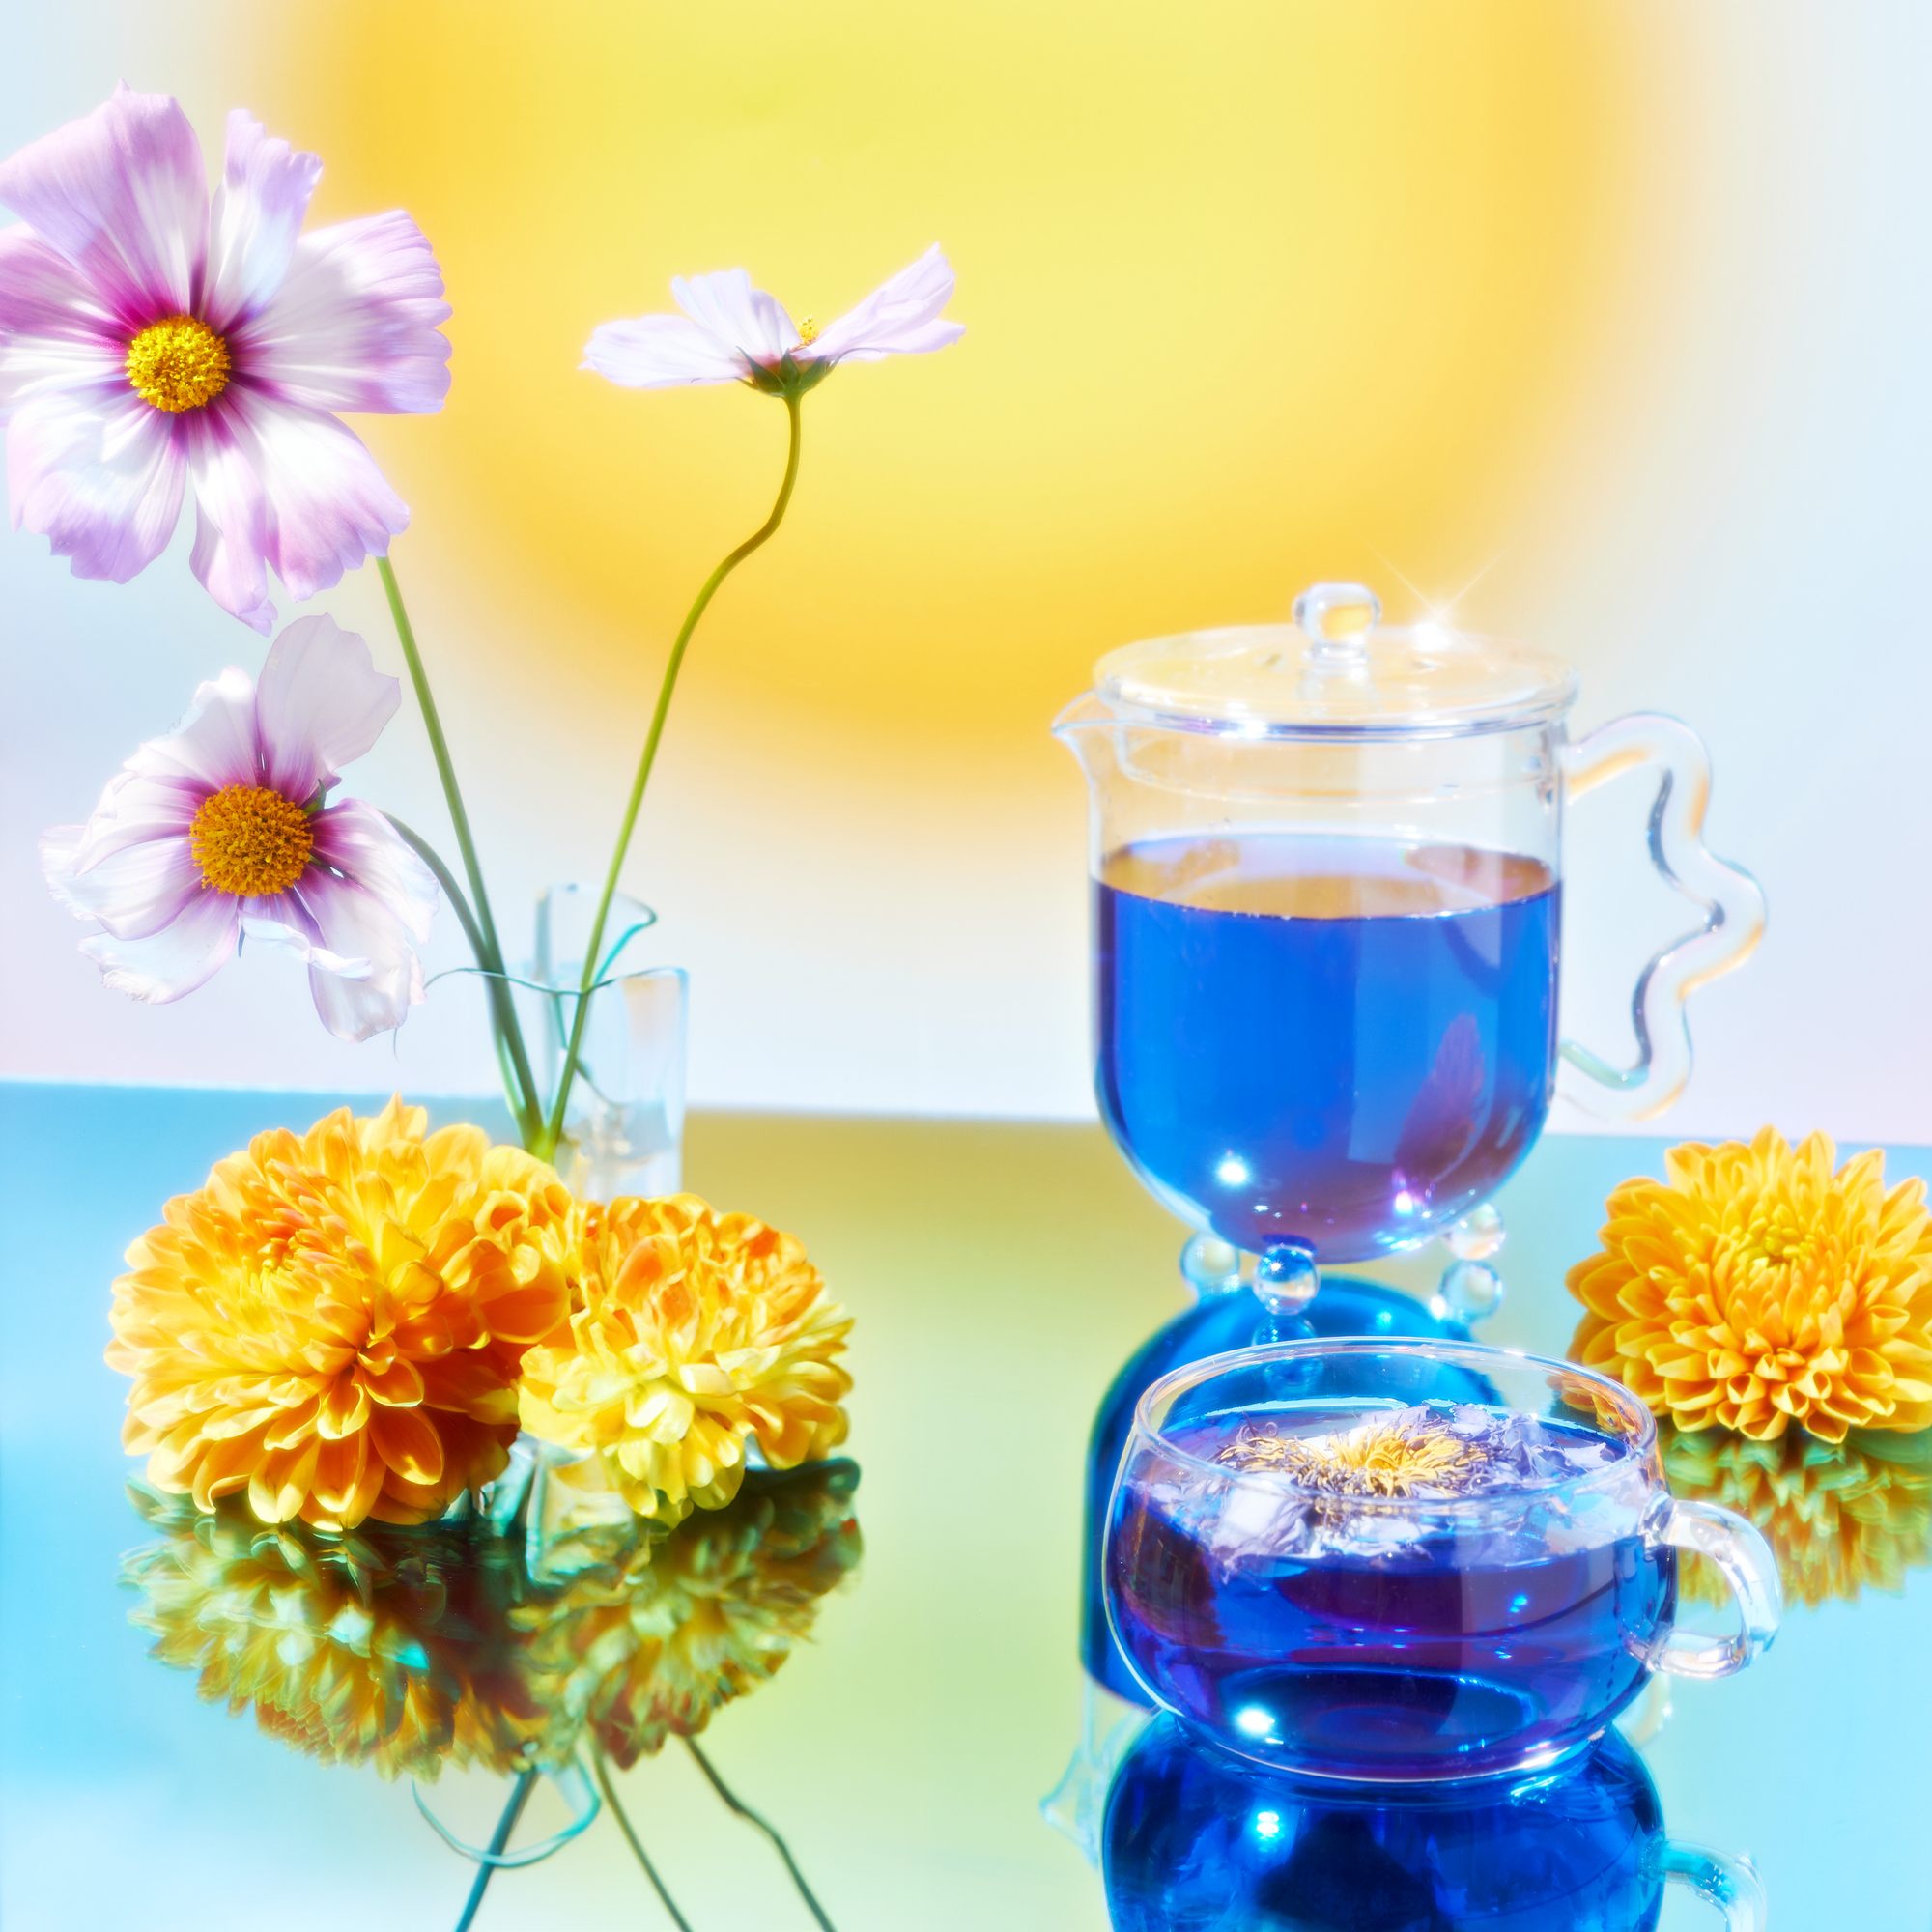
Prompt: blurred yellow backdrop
<box><xmin>10</xmin><ymin>3</ymin><xmax>1913</xmax><ymax>1137</ymax></box>
<box><xmin>223</xmin><ymin>0</ymin><xmax>1654</xmax><ymax>741</ymax></box>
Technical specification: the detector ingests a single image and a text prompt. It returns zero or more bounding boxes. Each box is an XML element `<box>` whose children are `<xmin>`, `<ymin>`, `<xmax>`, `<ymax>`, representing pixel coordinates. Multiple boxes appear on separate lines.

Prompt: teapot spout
<box><xmin>1051</xmin><ymin>691</ymin><xmax>1117</xmax><ymax>776</ymax></box>
<box><xmin>1051</xmin><ymin>691</ymin><xmax>1115</xmax><ymax>737</ymax></box>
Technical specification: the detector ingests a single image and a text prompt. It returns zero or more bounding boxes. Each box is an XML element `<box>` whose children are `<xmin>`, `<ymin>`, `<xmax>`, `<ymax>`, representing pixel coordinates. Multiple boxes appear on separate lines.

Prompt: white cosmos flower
<box><xmin>582</xmin><ymin>243</ymin><xmax>963</xmax><ymax>393</ymax></box>
<box><xmin>41</xmin><ymin>614</ymin><xmax>438</xmax><ymax>1040</ymax></box>
<box><xmin>0</xmin><ymin>85</ymin><xmax>450</xmax><ymax>633</ymax></box>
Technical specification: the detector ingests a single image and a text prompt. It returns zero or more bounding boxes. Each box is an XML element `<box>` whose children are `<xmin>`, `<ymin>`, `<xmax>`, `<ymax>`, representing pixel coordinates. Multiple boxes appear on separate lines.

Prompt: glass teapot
<box><xmin>1053</xmin><ymin>581</ymin><xmax>1763</xmax><ymax>1282</ymax></box>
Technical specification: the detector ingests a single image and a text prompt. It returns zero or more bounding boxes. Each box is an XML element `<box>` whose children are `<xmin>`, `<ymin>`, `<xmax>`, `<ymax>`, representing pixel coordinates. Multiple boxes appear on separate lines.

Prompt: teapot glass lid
<box><xmin>1094</xmin><ymin>582</ymin><xmax>1578</xmax><ymax>736</ymax></box>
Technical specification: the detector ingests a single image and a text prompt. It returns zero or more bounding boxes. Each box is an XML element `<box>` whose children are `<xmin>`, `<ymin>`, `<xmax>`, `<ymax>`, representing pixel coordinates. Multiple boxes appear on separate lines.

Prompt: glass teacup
<box><xmin>1104</xmin><ymin>1339</ymin><xmax>1780</xmax><ymax>1782</ymax></box>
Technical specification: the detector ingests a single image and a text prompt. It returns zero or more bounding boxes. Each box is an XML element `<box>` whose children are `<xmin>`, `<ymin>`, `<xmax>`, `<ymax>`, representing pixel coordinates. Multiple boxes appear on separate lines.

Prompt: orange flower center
<box><xmin>126</xmin><ymin>315</ymin><xmax>231</xmax><ymax>412</ymax></box>
<box><xmin>189</xmin><ymin>785</ymin><xmax>315</xmax><ymax>896</ymax></box>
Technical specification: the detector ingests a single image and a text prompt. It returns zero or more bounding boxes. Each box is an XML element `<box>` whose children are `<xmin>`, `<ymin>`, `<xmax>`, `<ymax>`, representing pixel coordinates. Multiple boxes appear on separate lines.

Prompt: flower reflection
<box><xmin>122</xmin><ymin>1460</ymin><xmax>862</xmax><ymax>1780</ymax></box>
<box><xmin>123</xmin><ymin>1482</ymin><xmax>542</xmax><ymax>1780</ymax></box>
<box><xmin>1662</xmin><ymin>1424</ymin><xmax>1932</xmax><ymax>1608</ymax></box>
<box><xmin>519</xmin><ymin>1460</ymin><xmax>863</xmax><ymax>1767</ymax></box>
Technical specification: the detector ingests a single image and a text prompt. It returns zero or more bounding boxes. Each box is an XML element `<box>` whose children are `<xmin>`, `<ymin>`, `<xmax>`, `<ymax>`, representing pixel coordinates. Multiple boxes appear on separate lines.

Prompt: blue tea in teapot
<box><xmin>1098</xmin><ymin>832</ymin><xmax>1558</xmax><ymax>1262</ymax></box>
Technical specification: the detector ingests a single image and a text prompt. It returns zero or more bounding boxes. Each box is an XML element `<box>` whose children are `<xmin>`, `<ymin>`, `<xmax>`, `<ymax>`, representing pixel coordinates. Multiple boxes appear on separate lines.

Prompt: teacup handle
<box><xmin>1558</xmin><ymin>714</ymin><xmax>1766</xmax><ymax>1121</ymax></box>
<box><xmin>1661</xmin><ymin>1841</ymin><xmax>1768</xmax><ymax>1931</ymax></box>
<box><xmin>1652</xmin><ymin>1497</ymin><xmax>1782</xmax><ymax>1678</ymax></box>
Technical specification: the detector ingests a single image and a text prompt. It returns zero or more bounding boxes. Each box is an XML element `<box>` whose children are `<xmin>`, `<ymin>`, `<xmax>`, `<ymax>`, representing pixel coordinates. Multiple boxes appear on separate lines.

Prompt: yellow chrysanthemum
<box><xmin>110</xmin><ymin>1098</ymin><xmax>583</xmax><ymax>1527</ymax></box>
<box><xmin>1567</xmin><ymin>1128</ymin><xmax>1932</xmax><ymax>1443</ymax></box>
<box><xmin>123</xmin><ymin>1486</ymin><xmax>545</xmax><ymax>1780</ymax></box>
<box><xmin>1662</xmin><ymin>1426</ymin><xmax>1932</xmax><ymax>1608</ymax></box>
<box><xmin>518</xmin><ymin>1462</ymin><xmax>862</xmax><ymax>1768</ymax></box>
<box><xmin>518</xmin><ymin>1195</ymin><xmax>852</xmax><ymax>1521</ymax></box>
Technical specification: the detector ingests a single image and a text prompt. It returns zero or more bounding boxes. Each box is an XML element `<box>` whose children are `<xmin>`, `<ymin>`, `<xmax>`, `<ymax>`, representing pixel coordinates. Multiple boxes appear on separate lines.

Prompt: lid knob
<box><xmin>1292</xmin><ymin>582</ymin><xmax>1382</xmax><ymax>663</ymax></box>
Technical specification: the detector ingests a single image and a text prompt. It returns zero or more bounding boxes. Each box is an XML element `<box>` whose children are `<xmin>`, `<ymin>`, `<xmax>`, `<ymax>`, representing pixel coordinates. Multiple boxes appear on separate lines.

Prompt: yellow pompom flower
<box><xmin>518</xmin><ymin>1463</ymin><xmax>862</xmax><ymax>1767</ymax></box>
<box><xmin>109</xmin><ymin>1098</ymin><xmax>582</xmax><ymax>1527</ymax></box>
<box><xmin>1567</xmin><ymin>1128</ymin><xmax>1932</xmax><ymax>1443</ymax></box>
<box><xmin>518</xmin><ymin>1195</ymin><xmax>852</xmax><ymax>1522</ymax></box>
<box><xmin>123</xmin><ymin>1486</ymin><xmax>544</xmax><ymax>1780</ymax></box>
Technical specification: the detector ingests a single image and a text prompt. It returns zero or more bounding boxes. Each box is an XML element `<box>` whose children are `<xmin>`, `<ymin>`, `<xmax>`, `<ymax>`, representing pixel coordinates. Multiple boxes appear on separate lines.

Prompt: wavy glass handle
<box><xmin>1652</xmin><ymin>1497</ymin><xmax>1782</xmax><ymax>1679</ymax></box>
<box><xmin>1662</xmin><ymin>1842</ymin><xmax>1768</xmax><ymax>1931</ymax></box>
<box><xmin>1559</xmin><ymin>714</ymin><xmax>1766</xmax><ymax>1120</ymax></box>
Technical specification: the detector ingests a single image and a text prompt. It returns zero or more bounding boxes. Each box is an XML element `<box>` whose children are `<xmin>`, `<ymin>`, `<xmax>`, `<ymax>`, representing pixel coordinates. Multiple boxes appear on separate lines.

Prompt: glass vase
<box><xmin>522</xmin><ymin>883</ymin><xmax>688</xmax><ymax>1202</ymax></box>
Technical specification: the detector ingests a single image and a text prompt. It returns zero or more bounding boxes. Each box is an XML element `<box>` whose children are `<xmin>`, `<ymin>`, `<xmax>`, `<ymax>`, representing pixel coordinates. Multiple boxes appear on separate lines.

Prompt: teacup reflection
<box><xmin>123</xmin><ymin>1459</ymin><xmax>861</xmax><ymax>1779</ymax></box>
<box><xmin>1662</xmin><ymin>1424</ymin><xmax>1932</xmax><ymax>1609</ymax></box>
<box><xmin>1104</xmin><ymin>1714</ymin><xmax>1764</xmax><ymax>1931</ymax></box>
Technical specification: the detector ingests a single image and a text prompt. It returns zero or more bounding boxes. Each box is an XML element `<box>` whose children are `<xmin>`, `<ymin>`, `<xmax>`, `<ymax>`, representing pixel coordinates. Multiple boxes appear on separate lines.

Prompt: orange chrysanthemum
<box><xmin>109</xmin><ymin>1098</ymin><xmax>582</xmax><ymax>1527</ymax></box>
<box><xmin>1567</xmin><ymin>1128</ymin><xmax>1932</xmax><ymax>1443</ymax></box>
<box><xmin>518</xmin><ymin>1195</ymin><xmax>852</xmax><ymax>1522</ymax></box>
<box><xmin>1662</xmin><ymin>1426</ymin><xmax>1932</xmax><ymax>1609</ymax></box>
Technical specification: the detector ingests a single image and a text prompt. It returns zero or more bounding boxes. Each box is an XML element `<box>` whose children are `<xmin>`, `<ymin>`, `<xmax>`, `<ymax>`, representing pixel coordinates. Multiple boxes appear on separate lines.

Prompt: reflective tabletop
<box><xmin>3</xmin><ymin>1085</ymin><xmax>1927</xmax><ymax>1929</ymax></box>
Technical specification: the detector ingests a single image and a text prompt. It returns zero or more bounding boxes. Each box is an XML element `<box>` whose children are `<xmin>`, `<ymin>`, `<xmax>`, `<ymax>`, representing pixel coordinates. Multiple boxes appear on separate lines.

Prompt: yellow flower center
<box><xmin>126</xmin><ymin>315</ymin><xmax>232</xmax><ymax>413</ymax></box>
<box><xmin>1732</xmin><ymin>1199</ymin><xmax>1817</xmax><ymax>1275</ymax></box>
<box><xmin>1217</xmin><ymin>1419</ymin><xmax>1478</xmax><ymax>1496</ymax></box>
<box><xmin>795</xmin><ymin>315</ymin><xmax>820</xmax><ymax>344</ymax></box>
<box><xmin>189</xmin><ymin>785</ymin><xmax>315</xmax><ymax>896</ymax></box>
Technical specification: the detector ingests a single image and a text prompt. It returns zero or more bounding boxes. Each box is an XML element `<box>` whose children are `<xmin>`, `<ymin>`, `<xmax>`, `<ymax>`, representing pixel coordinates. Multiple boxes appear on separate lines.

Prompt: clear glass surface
<box><xmin>1104</xmin><ymin>1340</ymin><xmax>1778</xmax><ymax>1782</ymax></box>
<box><xmin>13</xmin><ymin>1094</ymin><xmax>1930</xmax><ymax>1930</ymax></box>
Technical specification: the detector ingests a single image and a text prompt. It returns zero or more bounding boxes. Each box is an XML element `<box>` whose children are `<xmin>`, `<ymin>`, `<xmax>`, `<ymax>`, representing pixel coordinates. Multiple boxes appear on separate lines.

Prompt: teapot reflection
<box><xmin>1662</xmin><ymin>1425</ymin><xmax>1932</xmax><ymax>1609</ymax></box>
<box><xmin>1104</xmin><ymin>1716</ymin><xmax>1764</xmax><ymax>1932</ymax></box>
<box><xmin>122</xmin><ymin>1459</ymin><xmax>862</xmax><ymax>1780</ymax></box>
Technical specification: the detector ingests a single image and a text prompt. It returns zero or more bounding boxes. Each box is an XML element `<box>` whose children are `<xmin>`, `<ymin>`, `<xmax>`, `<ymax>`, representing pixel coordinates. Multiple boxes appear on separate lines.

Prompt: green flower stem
<box><xmin>382</xmin><ymin>811</ymin><xmax>541</xmax><ymax>1140</ymax></box>
<box><xmin>451</xmin><ymin>1768</ymin><xmax>536</xmax><ymax>1932</ymax></box>
<box><xmin>591</xmin><ymin>1748</ymin><xmax>696</xmax><ymax>1931</ymax></box>
<box><xmin>683</xmin><ymin>1735</ymin><xmax>838</xmax><ymax>1932</ymax></box>
<box><xmin>533</xmin><ymin>390</ymin><xmax>804</xmax><ymax>1163</ymax></box>
<box><xmin>384</xmin><ymin>812</ymin><xmax>486</xmax><ymax>961</ymax></box>
<box><xmin>378</xmin><ymin>556</ymin><xmax>543</xmax><ymax>1147</ymax></box>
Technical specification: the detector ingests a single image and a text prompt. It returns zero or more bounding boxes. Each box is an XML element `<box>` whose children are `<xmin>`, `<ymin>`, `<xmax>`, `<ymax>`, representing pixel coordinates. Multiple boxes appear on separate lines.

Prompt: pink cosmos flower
<box><xmin>582</xmin><ymin>243</ymin><xmax>962</xmax><ymax>393</ymax></box>
<box><xmin>0</xmin><ymin>84</ymin><xmax>450</xmax><ymax>632</ymax></box>
<box><xmin>41</xmin><ymin>614</ymin><xmax>439</xmax><ymax>1040</ymax></box>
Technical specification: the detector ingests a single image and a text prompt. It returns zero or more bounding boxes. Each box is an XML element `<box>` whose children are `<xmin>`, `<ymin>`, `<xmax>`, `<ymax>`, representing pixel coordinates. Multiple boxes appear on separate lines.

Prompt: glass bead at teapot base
<box><xmin>1445</xmin><ymin>1201</ymin><xmax>1507</xmax><ymax>1261</ymax></box>
<box><xmin>1432</xmin><ymin>1257</ymin><xmax>1506</xmax><ymax>1324</ymax></box>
